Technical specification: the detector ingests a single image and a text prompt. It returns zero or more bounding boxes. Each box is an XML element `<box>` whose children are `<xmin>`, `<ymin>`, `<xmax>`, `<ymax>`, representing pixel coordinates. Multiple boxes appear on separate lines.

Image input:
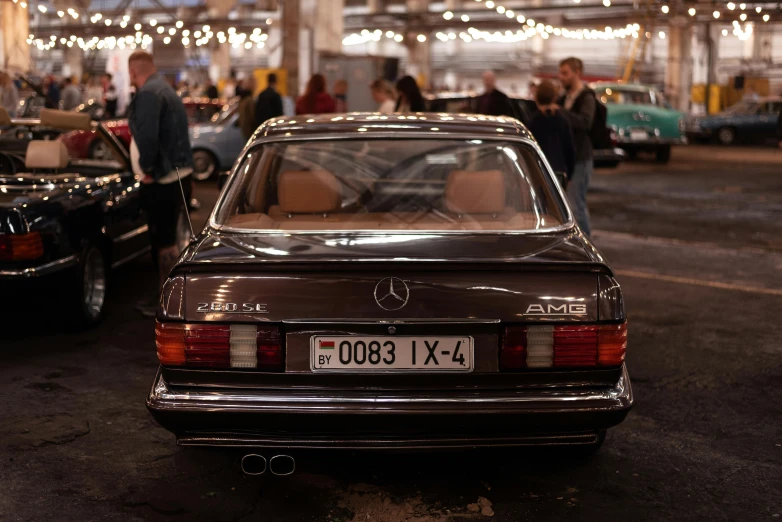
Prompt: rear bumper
<box><xmin>617</xmin><ymin>136</ymin><xmax>687</xmax><ymax>146</ymax></box>
<box><xmin>0</xmin><ymin>254</ymin><xmax>78</xmax><ymax>279</ymax></box>
<box><xmin>146</xmin><ymin>365</ymin><xmax>633</xmax><ymax>449</ymax></box>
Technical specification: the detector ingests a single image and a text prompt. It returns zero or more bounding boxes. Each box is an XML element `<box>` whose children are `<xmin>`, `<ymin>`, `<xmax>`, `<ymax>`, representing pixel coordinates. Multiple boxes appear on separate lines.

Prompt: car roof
<box><xmin>253</xmin><ymin>112</ymin><xmax>530</xmax><ymax>141</ymax></box>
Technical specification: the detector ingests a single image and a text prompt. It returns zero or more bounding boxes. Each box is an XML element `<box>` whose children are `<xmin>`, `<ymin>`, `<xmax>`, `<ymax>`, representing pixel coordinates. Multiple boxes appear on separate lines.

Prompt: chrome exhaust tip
<box><xmin>269</xmin><ymin>455</ymin><xmax>295</xmax><ymax>476</ymax></box>
<box><xmin>240</xmin><ymin>454</ymin><xmax>267</xmax><ymax>475</ymax></box>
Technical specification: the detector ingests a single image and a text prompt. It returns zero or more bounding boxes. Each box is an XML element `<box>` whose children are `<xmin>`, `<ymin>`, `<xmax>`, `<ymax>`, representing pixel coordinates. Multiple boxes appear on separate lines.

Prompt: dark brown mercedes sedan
<box><xmin>147</xmin><ymin>113</ymin><xmax>631</xmax><ymax>456</ymax></box>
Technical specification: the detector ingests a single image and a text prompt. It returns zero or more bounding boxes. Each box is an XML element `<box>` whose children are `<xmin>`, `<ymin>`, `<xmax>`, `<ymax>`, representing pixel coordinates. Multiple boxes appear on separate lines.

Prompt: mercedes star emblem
<box><xmin>374</xmin><ymin>277</ymin><xmax>410</xmax><ymax>311</ymax></box>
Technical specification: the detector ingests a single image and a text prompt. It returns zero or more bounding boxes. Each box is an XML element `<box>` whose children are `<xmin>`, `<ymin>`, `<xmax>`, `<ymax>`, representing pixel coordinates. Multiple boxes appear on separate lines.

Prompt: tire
<box><xmin>67</xmin><ymin>244</ymin><xmax>108</xmax><ymax>327</ymax></box>
<box><xmin>88</xmin><ymin>139</ymin><xmax>112</xmax><ymax>160</ymax></box>
<box><xmin>192</xmin><ymin>149</ymin><xmax>217</xmax><ymax>181</ymax></box>
<box><xmin>655</xmin><ymin>145</ymin><xmax>672</xmax><ymax>164</ymax></box>
<box><xmin>717</xmin><ymin>126</ymin><xmax>736</xmax><ymax>146</ymax></box>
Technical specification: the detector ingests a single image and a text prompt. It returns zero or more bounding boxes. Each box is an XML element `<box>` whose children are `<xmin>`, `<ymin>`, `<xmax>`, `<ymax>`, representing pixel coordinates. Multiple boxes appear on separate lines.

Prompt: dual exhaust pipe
<box><xmin>241</xmin><ymin>454</ymin><xmax>295</xmax><ymax>476</ymax></box>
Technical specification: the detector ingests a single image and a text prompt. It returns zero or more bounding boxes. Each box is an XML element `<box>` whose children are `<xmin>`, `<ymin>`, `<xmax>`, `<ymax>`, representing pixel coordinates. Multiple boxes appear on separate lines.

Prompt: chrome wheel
<box><xmin>89</xmin><ymin>140</ymin><xmax>112</xmax><ymax>160</ymax></box>
<box><xmin>717</xmin><ymin>127</ymin><xmax>735</xmax><ymax>146</ymax></box>
<box><xmin>192</xmin><ymin>150</ymin><xmax>217</xmax><ymax>181</ymax></box>
<box><xmin>82</xmin><ymin>247</ymin><xmax>107</xmax><ymax>321</ymax></box>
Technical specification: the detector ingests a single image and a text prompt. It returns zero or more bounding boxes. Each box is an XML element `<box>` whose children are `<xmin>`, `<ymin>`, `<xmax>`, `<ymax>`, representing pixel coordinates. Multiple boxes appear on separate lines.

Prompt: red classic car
<box><xmin>59</xmin><ymin>97</ymin><xmax>226</xmax><ymax>160</ymax></box>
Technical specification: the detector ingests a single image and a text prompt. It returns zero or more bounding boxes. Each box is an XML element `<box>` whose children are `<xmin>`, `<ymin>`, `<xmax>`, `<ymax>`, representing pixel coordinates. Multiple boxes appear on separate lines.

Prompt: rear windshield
<box><xmin>214</xmin><ymin>139</ymin><xmax>568</xmax><ymax>232</ymax></box>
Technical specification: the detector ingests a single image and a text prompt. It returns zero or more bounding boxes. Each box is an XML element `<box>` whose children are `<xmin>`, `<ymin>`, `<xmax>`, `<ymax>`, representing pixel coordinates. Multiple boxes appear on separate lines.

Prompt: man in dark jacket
<box><xmin>557</xmin><ymin>57</ymin><xmax>596</xmax><ymax>236</ymax></box>
<box><xmin>476</xmin><ymin>71</ymin><xmax>515</xmax><ymax>117</ymax></box>
<box><xmin>127</xmin><ymin>51</ymin><xmax>194</xmax><ymax>316</ymax></box>
<box><xmin>255</xmin><ymin>73</ymin><xmax>284</xmax><ymax>127</ymax></box>
<box><xmin>527</xmin><ymin>80</ymin><xmax>575</xmax><ymax>188</ymax></box>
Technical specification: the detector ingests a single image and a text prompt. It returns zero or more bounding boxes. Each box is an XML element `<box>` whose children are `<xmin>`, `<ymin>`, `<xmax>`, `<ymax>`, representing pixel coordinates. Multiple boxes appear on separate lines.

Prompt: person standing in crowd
<box><xmin>61</xmin><ymin>78</ymin><xmax>82</xmax><ymax>110</ymax></box>
<box><xmin>255</xmin><ymin>72</ymin><xmax>283</xmax><ymax>126</ymax></box>
<box><xmin>527</xmin><ymin>80</ymin><xmax>575</xmax><ymax>189</ymax></box>
<box><xmin>0</xmin><ymin>72</ymin><xmax>20</xmax><ymax>117</ymax></box>
<box><xmin>105</xmin><ymin>85</ymin><xmax>118</xmax><ymax>118</ymax></box>
<box><xmin>527</xmin><ymin>81</ymin><xmax>538</xmax><ymax>100</ymax></box>
<box><xmin>370</xmin><ymin>79</ymin><xmax>396</xmax><ymax>114</ymax></box>
<box><xmin>44</xmin><ymin>76</ymin><xmax>61</xmax><ymax>109</ymax></box>
<box><xmin>394</xmin><ymin>76</ymin><xmax>426</xmax><ymax>112</ymax></box>
<box><xmin>126</xmin><ymin>51</ymin><xmax>194</xmax><ymax>317</ymax></box>
<box><xmin>476</xmin><ymin>71</ymin><xmax>514</xmax><ymax>117</ymax></box>
<box><xmin>204</xmin><ymin>80</ymin><xmax>219</xmax><ymax>99</ymax></box>
<box><xmin>84</xmin><ymin>78</ymin><xmax>104</xmax><ymax>104</ymax></box>
<box><xmin>238</xmin><ymin>77</ymin><xmax>257</xmax><ymax>140</ymax></box>
<box><xmin>334</xmin><ymin>79</ymin><xmax>348</xmax><ymax>112</ymax></box>
<box><xmin>100</xmin><ymin>73</ymin><xmax>113</xmax><ymax>94</ymax></box>
<box><xmin>557</xmin><ymin>57</ymin><xmax>595</xmax><ymax>236</ymax></box>
<box><xmin>295</xmin><ymin>73</ymin><xmax>336</xmax><ymax>115</ymax></box>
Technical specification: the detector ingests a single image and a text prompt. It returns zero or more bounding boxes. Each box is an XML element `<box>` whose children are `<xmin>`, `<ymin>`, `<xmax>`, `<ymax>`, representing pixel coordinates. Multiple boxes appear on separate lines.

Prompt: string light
<box><xmin>661</xmin><ymin>5</ymin><xmax>669</xmax><ymax>14</ymax></box>
<box><xmin>688</xmin><ymin>7</ymin><xmax>696</xmax><ymax>16</ymax></box>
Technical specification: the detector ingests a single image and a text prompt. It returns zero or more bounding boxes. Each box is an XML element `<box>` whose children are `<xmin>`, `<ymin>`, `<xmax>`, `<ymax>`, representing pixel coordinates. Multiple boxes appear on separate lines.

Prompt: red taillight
<box><xmin>155</xmin><ymin>322</ymin><xmax>283</xmax><ymax>371</ymax></box>
<box><xmin>500</xmin><ymin>326</ymin><xmax>526</xmax><ymax>369</ymax></box>
<box><xmin>0</xmin><ymin>232</ymin><xmax>44</xmax><ymax>261</ymax></box>
<box><xmin>501</xmin><ymin>322</ymin><xmax>627</xmax><ymax>370</ymax></box>
<box><xmin>597</xmin><ymin>323</ymin><xmax>628</xmax><ymax>366</ymax></box>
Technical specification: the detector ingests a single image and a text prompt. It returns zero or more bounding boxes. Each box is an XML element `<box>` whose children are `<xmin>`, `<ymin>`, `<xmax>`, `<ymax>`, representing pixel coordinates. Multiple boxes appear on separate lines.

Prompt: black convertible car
<box><xmin>0</xmin><ymin>108</ymin><xmax>186</xmax><ymax>325</ymax></box>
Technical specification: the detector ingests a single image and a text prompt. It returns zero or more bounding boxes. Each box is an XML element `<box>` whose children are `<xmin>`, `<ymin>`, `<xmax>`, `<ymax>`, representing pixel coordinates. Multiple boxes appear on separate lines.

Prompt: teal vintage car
<box><xmin>593</xmin><ymin>83</ymin><xmax>686</xmax><ymax>163</ymax></box>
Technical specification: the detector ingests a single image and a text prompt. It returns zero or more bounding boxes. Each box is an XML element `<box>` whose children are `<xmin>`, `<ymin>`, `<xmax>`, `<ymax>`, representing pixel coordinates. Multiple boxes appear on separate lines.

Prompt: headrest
<box><xmin>25</xmin><ymin>140</ymin><xmax>69</xmax><ymax>170</ymax></box>
<box><xmin>39</xmin><ymin>108</ymin><xmax>92</xmax><ymax>131</ymax></box>
<box><xmin>278</xmin><ymin>170</ymin><xmax>342</xmax><ymax>214</ymax></box>
<box><xmin>445</xmin><ymin>170</ymin><xmax>506</xmax><ymax>214</ymax></box>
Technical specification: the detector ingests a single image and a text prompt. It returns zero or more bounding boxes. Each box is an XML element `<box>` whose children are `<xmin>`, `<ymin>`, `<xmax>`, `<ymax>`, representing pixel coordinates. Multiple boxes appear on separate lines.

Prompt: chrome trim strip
<box><xmin>147</xmin><ymin>365</ymin><xmax>632</xmax><ymax>413</ymax></box>
<box><xmin>111</xmin><ymin>245</ymin><xmax>151</xmax><ymax>269</ymax></box>
<box><xmin>112</xmin><ymin>224</ymin><xmax>149</xmax><ymax>244</ymax></box>
<box><xmin>0</xmin><ymin>254</ymin><xmax>79</xmax><ymax>278</ymax></box>
<box><xmin>207</xmin><ymin>131</ymin><xmax>576</xmax><ymax>236</ymax></box>
<box><xmin>283</xmin><ymin>318</ymin><xmax>501</xmax><ymax>324</ymax></box>
<box><xmin>176</xmin><ymin>432</ymin><xmax>602</xmax><ymax>450</ymax></box>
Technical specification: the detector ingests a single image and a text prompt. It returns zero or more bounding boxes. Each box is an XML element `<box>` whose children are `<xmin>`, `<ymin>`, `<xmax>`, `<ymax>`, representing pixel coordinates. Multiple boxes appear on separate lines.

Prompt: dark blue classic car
<box><xmin>687</xmin><ymin>96</ymin><xmax>782</xmax><ymax>145</ymax></box>
<box><xmin>0</xmin><ymin>108</ymin><xmax>187</xmax><ymax>326</ymax></box>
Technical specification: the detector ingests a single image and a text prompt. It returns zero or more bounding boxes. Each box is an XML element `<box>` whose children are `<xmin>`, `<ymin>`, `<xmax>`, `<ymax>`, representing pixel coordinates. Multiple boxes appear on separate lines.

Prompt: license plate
<box><xmin>311</xmin><ymin>336</ymin><xmax>473</xmax><ymax>372</ymax></box>
<box><xmin>630</xmin><ymin>130</ymin><xmax>648</xmax><ymax>141</ymax></box>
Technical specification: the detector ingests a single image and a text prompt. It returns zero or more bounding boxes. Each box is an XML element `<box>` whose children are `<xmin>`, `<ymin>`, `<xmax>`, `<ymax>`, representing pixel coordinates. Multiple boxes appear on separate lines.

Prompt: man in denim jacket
<box><xmin>127</xmin><ymin>51</ymin><xmax>194</xmax><ymax>317</ymax></box>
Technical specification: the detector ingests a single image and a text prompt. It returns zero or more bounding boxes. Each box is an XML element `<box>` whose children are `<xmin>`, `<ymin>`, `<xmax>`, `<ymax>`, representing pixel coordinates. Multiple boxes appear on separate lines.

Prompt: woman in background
<box><xmin>370</xmin><ymin>79</ymin><xmax>396</xmax><ymax>114</ymax></box>
<box><xmin>526</xmin><ymin>79</ymin><xmax>575</xmax><ymax>189</ymax></box>
<box><xmin>394</xmin><ymin>76</ymin><xmax>425</xmax><ymax>112</ymax></box>
<box><xmin>0</xmin><ymin>72</ymin><xmax>20</xmax><ymax>116</ymax></box>
<box><xmin>295</xmin><ymin>74</ymin><xmax>336</xmax><ymax>115</ymax></box>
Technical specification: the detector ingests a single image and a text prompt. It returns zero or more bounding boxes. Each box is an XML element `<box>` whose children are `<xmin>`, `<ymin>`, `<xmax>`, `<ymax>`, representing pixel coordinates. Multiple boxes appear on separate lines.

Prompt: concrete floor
<box><xmin>1</xmin><ymin>145</ymin><xmax>781</xmax><ymax>521</ymax></box>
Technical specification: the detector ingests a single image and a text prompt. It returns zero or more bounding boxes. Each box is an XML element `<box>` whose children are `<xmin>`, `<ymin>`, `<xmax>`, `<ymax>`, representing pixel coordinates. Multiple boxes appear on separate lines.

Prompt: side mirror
<box><xmin>217</xmin><ymin>171</ymin><xmax>230</xmax><ymax>190</ymax></box>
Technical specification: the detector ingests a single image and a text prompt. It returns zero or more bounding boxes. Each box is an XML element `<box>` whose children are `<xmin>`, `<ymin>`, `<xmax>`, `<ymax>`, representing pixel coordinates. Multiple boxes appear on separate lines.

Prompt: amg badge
<box><xmin>197</xmin><ymin>302</ymin><xmax>269</xmax><ymax>314</ymax></box>
<box><xmin>525</xmin><ymin>303</ymin><xmax>587</xmax><ymax>316</ymax></box>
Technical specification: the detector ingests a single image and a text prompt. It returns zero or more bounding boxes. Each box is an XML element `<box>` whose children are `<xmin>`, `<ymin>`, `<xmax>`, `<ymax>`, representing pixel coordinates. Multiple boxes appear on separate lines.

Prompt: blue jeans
<box><xmin>566</xmin><ymin>159</ymin><xmax>592</xmax><ymax>236</ymax></box>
